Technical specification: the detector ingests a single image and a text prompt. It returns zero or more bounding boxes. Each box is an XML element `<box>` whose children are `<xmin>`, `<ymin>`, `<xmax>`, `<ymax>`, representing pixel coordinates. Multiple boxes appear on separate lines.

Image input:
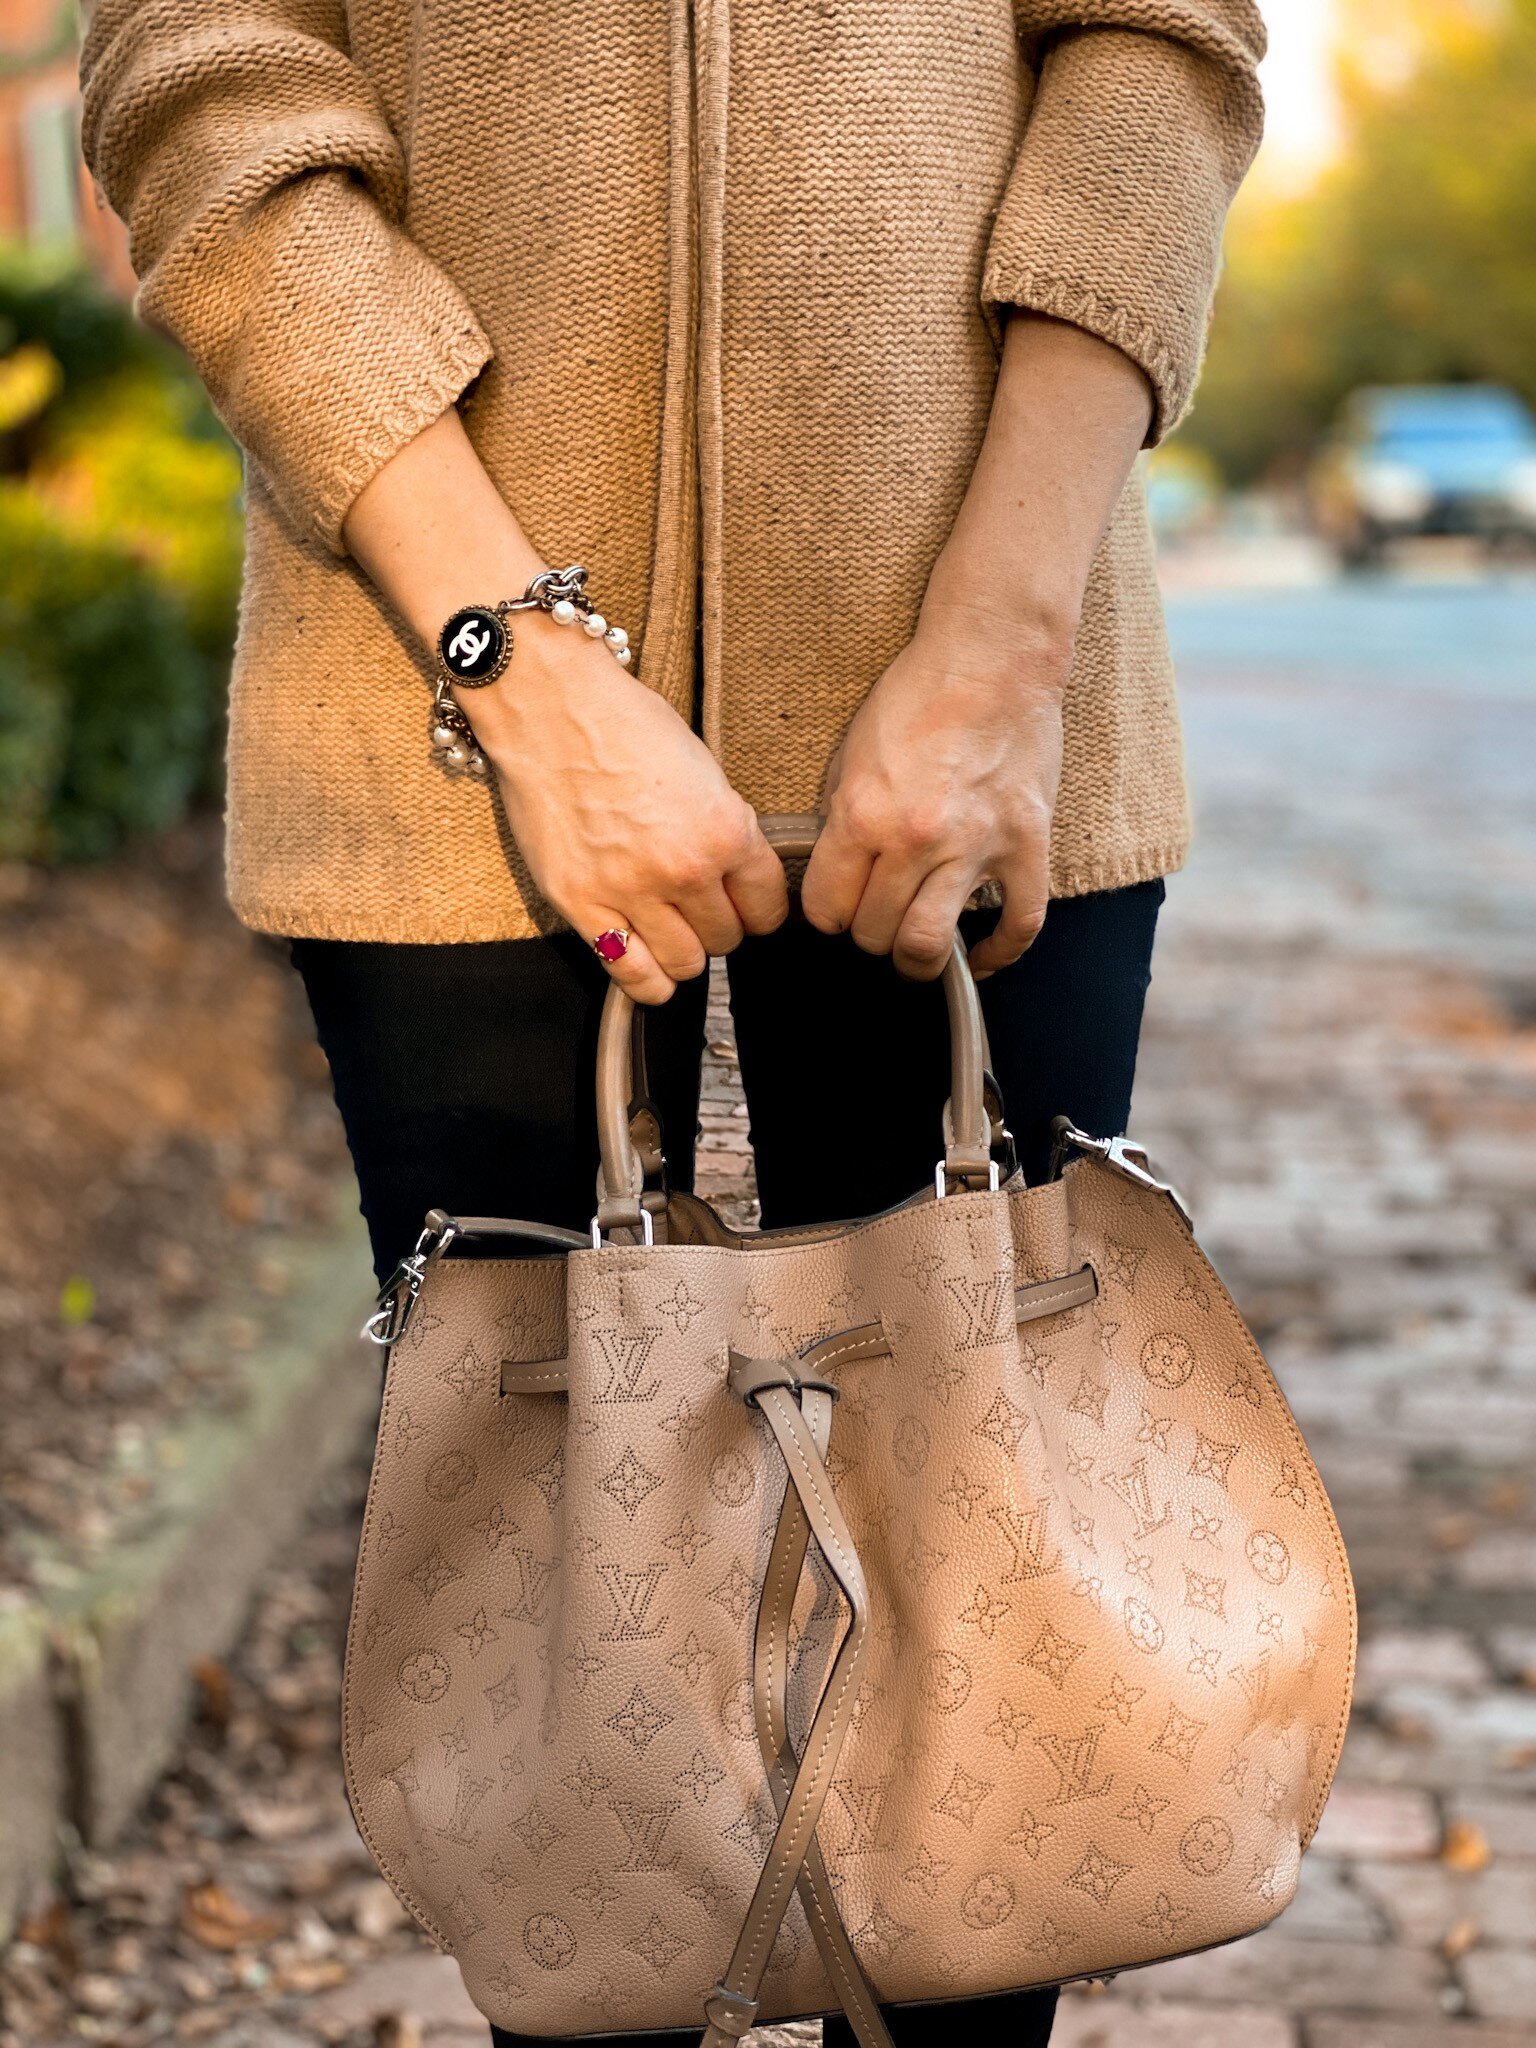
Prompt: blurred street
<box><xmin>1047</xmin><ymin>549</ymin><xmax>1536</xmax><ymax>2042</ymax></box>
<box><xmin>4</xmin><ymin>549</ymin><xmax>1534</xmax><ymax>2046</ymax></box>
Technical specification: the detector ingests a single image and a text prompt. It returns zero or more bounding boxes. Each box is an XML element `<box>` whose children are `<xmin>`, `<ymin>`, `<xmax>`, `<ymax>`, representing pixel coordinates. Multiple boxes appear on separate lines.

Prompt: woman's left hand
<box><xmin>801</xmin><ymin>600</ymin><xmax>1068</xmax><ymax>982</ymax></box>
<box><xmin>801</xmin><ymin>311</ymin><xmax>1154</xmax><ymax>983</ymax></box>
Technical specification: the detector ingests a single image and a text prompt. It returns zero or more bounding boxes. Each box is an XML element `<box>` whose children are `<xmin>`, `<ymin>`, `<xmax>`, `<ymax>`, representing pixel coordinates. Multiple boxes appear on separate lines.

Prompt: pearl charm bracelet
<box><xmin>430</xmin><ymin>564</ymin><xmax>632</xmax><ymax>778</ymax></box>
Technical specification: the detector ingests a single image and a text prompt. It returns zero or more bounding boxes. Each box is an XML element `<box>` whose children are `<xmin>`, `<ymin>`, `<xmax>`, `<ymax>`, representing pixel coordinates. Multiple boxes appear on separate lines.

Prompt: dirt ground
<box><xmin>0</xmin><ymin>820</ymin><xmax>348</xmax><ymax>1589</ymax></box>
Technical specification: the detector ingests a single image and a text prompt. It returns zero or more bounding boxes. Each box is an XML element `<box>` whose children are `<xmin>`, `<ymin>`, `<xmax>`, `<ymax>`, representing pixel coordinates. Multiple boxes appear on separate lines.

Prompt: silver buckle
<box><xmin>934</xmin><ymin>1157</ymin><xmax>1002</xmax><ymax>1199</ymax></box>
<box><xmin>589</xmin><ymin>1206</ymin><xmax>656</xmax><ymax>1249</ymax></box>
<box><xmin>1051</xmin><ymin>1121</ymin><xmax>1192</xmax><ymax>1224</ymax></box>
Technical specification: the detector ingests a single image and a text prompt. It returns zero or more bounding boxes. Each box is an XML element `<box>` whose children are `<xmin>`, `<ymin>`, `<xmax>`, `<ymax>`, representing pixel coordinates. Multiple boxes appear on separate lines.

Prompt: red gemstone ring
<box><xmin>592</xmin><ymin>928</ymin><xmax>630</xmax><ymax>964</ymax></box>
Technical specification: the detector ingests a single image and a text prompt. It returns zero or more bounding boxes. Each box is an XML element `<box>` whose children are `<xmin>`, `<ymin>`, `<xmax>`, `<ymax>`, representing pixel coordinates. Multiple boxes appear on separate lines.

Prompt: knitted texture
<box><xmin>80</xmin><ymin>0</ymin><xmax>1264</xmax><ymax>943</ymax></box>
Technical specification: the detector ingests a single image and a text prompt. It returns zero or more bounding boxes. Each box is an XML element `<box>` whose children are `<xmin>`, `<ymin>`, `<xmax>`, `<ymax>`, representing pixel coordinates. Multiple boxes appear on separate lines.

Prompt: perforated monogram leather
<box><xmin>342</xmin><ymin>1155</ymin><xmax>1355</xmax><ymax>2040</ymax></box>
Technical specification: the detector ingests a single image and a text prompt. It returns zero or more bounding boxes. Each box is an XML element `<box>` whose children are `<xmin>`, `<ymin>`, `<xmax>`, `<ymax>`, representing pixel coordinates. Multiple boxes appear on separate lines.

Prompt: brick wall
<box><xmin>0</xmin><ymin>0</ymin><xmax>133</xmax><ymax>293</ymax></box>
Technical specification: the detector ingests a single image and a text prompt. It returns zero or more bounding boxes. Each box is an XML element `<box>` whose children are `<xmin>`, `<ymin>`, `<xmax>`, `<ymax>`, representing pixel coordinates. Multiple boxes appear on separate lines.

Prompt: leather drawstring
<box><xmin>699</xmin><ymin>1347</ymin><xmax>896</xmax><ymax>2048</ymax></box>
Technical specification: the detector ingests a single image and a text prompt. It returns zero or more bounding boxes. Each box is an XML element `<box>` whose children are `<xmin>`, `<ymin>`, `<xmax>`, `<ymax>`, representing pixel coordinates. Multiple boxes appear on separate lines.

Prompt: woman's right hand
<box><xmin>463</xmin><ymin>609</ymin><xmax>789</xmax><ymax>1003</ymax></box>
<box><xmin>338</xmin><ymin>410</ymin><xmax>787</xmax><ymax>1001</ymax></box>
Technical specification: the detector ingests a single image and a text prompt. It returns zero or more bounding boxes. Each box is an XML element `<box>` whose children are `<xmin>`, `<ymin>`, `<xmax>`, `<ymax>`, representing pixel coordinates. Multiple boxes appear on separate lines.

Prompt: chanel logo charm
<box><xmin>438</xmin><ymin>604</ymin><xmax>510</xmax><ymax>684</ymax></box>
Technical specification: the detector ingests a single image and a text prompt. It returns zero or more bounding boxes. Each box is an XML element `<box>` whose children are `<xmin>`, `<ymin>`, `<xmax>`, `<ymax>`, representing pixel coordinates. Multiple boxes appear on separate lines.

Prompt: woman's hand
<box><xmin>464</xmin><ymin>615</ymin><xmax>788</xmax><ymax>1003</ymax></box>
<box><xmin>340</xmin><ymin>408</ymin><xmax>786</xmax><ymax>1002</ymax></box>
<box><xmin>802</xmin><ymin>605</ymin><xmax>1067</xmax><ymax>981</ymax></box>
<box><xmin>802</xmin><ymin>310</ymin><xmax>1155</xmax><ymax>982</ymax></box>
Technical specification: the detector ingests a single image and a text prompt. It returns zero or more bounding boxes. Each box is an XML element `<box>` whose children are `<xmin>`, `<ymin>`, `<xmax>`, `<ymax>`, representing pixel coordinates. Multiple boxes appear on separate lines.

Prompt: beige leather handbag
<box><xmin>343</xmin><ymin>817</ymin><xmax>1355</xmax><ymax>2045</ymax></box>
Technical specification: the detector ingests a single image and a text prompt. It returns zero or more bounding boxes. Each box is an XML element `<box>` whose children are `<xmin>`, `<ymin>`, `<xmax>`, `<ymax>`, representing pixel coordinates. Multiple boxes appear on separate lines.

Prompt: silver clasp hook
<box><xmin>362</xmin><ymin>1215</ymin><xmax>462</xmax><ymax>1347</ymax></box>
<box><xmin>1049</xmin><ymin>1119</ymin><xmax>1193</xmax><ymax>1224</ymax></box>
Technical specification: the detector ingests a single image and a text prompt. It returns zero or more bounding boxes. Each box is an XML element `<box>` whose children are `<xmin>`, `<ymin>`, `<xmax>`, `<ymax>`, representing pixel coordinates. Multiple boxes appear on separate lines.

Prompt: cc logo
<box><xmin>438</xmin><ymin>605</ymin><xmax>508</xmax><ymax>682</ymax></box>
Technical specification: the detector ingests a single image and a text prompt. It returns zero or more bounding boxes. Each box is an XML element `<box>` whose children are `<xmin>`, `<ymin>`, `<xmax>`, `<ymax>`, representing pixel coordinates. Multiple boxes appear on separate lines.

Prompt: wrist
<box><xmin>919</xmin><ymin>555</ymin><xmax>1081</xmax><ymax>654</ymax></box>
<box><xmin>450</xmin><ymin>613</ymin><xmax>590</xmax><ymax>749</ymax></box>
<box><xmin>912</xmin><ymin>584</ymin><xmax>1077</xmax><ymax>697</ymax></box>
<box><xmin>430</xmin><ymin>566</ymin><xmax>636</xmax><ymax>772</ymax></box>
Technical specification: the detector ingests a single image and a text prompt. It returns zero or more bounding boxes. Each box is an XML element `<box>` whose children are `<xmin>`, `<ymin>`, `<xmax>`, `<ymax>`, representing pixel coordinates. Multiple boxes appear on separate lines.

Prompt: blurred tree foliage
<box><xmin>0</xmin><ymin>251</ymin><xmax>242</xmax><ymax>863</ymax></box>
<box><xmin>1186</xmin><ymin>0</ymin><xmax>1536</xmax><ymax>483</ymax></box>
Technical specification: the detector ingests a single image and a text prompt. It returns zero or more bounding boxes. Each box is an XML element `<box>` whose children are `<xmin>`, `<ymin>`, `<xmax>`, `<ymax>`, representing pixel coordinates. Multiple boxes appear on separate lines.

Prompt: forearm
<box><xmin>339</xmin><ymin>406</ymin><xmax>785</xmax><ymax>1001</ymax></box>
<box><xmin>921</xmin><ymin>311</ymin><xmax>1154</xmax><ymax>662</ymax></box>
<box><xmin>803</xmin><ymin>314</ymin><xmax>1154</xmax><ymax>976</ymax></box>
<box><xmin>341</xmin><ymin>406</ymin><xmax>549</xmax><ymax>649</ymax></box>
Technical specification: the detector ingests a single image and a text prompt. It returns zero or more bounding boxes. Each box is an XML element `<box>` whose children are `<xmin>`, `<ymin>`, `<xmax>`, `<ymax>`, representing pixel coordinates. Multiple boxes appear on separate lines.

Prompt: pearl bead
<box><xmin>550</xmin><ymin>598</ymin><xmax>578</xmax><ymax>625</ymax></box>
<box><xmin>431</xmin><ymin>723</ymin><xmax>457</xmax><ymax>750</ymax></box>
<box><xmin>445</xmin><ymin>742</ymin><xmax>469</xmax><ymax>767</ymax></box>
<box><xmin>468</xmin><ymin>751</ymin><xmax>489</xmax><ymax>778</ymax></box>
<box><xmin>604</xmin><ymin>625</ymin><xmax>629</xmax><ymax>652</ymax></box>
<box><xmin>582</xmin><ymin>612</ymin><xmax>607</xmax><ymax>638</ymax></box>
<box><xmin>614</xmin><ymin>646</ymin><xmax>633</xmax><ymax>667</ymax></box>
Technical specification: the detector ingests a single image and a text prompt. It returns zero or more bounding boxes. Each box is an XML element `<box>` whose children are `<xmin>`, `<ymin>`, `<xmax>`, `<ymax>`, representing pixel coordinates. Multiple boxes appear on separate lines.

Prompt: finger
<box><xmin>583</xmin><ymin>913</ymin><xmax>676</xmax><ymax>1006</ymax></box>
<box><xmin>800</xmin><ymin>821</ymin><xmax>876</xmax><ymax>935</ymax></box>
<box><xmin>634</xmin><ymin>902</ymin><xmax>709</xmax><ymax>985</ymax></box>
<box><xmin>720</xmin><ymin>828</ymin><xmax>790</xmax><ymax>937</ymax></box>
<box><xmin>671</xmin><ymin>880</ymin><xmax>745</xmax><ymax>957</ymax></box>
<box><xmin>846</xmin><ymin>849</ymin><xmax>934</xmax><ymax>958</ymax></box>
<box><xmin>891</xmin><ymin>860</ymin><xmax>976</xmax><ymax>981</ymax></box>
<box><xmin>967</xmin><ymin>867</ymin><xmax>1049</xmax><ymax>980</ymax></box>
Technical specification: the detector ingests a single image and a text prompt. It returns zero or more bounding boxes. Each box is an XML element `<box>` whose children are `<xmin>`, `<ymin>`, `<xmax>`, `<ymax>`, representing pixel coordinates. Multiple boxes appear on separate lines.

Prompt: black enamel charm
<box><xmin>437</xmin><ymin>605</ymin><xmax>509</xmax><ymax>684</ymax></box>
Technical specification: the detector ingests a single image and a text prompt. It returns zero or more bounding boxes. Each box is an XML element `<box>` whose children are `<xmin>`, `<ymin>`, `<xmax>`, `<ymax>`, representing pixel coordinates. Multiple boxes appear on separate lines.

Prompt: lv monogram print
<box><xmin>342</xmin><ymin>1162</ymin><xmax>1355</xmax><ymax>2038</ymax></box>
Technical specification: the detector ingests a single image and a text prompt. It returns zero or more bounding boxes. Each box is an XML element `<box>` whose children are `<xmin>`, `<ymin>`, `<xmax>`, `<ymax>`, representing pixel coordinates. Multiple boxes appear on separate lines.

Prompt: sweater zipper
<box><xmin>692</xmin><ymin>0</ymin><xmax>730</xmax><ymax>760</ymax></box>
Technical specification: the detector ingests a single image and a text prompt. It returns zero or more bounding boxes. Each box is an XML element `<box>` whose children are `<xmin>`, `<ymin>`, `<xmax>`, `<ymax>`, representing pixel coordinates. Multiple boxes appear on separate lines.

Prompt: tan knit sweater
<box><xmin>80</xmin><ymin>0</ymin><xmax>1265</xmax><ymax>943</ymax></box>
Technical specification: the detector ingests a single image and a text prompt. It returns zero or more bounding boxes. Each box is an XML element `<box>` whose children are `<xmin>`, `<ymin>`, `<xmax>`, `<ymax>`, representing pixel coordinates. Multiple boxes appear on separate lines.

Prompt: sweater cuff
<box><xmin>138</xmin><ymin>168</ymin><xmax>493</xmax><ymax>554</ymax></box>
<box><xmin>982</xmin><ymin>25</ymin><xmax>1263</xmax><ymax>444</ymax></box>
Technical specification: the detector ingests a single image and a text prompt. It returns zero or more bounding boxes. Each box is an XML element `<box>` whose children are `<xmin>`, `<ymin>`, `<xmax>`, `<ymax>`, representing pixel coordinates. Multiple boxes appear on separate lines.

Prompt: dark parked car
<box><xmin>1311</xmin><ymin>384</ymin><xmax>1536</xmax><ymax>566</ymax></box>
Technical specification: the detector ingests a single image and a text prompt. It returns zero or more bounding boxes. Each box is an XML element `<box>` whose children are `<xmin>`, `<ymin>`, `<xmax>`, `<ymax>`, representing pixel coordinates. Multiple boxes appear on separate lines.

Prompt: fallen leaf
<box><xmin>174</xmin><ymin>2012</ymin><xmax>228</xmax><ymax>2041</ymax></box>
<box><xmin>271</xmin><ymin>1958</ymin><xmax>350</xmax><ymax>1994</ymax></box>
<box><xmin>1380</xmin><ymin>1710</ymin><xmax>1433</xmax><ymax>1746</ymax></box>
<box><xmin>192</xmin><ymin>1657</ymin><xmax>235</xmax><ymax>1731</ymax></box>
<box><xmin>1441</xmin><ymin>1918</ymin><xmax>1480</xmax><ymax>1962</ymax></box>
<box><xmin>1482</xmin><ymin>1478</ymin><xmax>1528</xmax><ymax>1519</ymax></box>
<box><xmin>237</xmin><ymin>1795</ymin><xmax>329</xmax><ymax>1841</ymax></box>
<box><xmin>179</xmin><ymin>1881</ymin><xmax>286</xmax><ymax>1952</ymax></box>
<box><xmin>351</xmin><ymin>1879</ymin><xmax>407</xmax><ymax>1941</ymax></box>
<box><xmin>1441</xmin><ymin>1820</ymin><xmax>1491</xmax><ymax>1873</ymax></box>
<box><xmin>59</xmin><ymin>1276</ymin><xmax>96</xmax><ymax>1326</ymax></box>
<box><xmin>277</xmin><ymin>1709</ymin><xmax>340</xmax><ymax>1756</ymax></box>
<box><xmin>15</xmin><ymin>1896</ymin><xmax>71</xmax><ymax>1952</ymax></box>
<box><xmin>376</xmin><ymin>2017</ymin><xmax>424</xmax><ymax>2048</ymax></box>
<box><xmin>74</xmin><ymin>1974</ymin><xmax>129</xmax><ymax>2015</ymax></box>
<box><xmin>254</xmin><ymin>1256</ymin><xmax>292</xmax><ymax>1296</ymax></box>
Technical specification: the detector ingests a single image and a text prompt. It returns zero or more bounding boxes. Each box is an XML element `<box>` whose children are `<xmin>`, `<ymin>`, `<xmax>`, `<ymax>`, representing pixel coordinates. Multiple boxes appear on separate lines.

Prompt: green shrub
<box><xmin>0</xmin><ymin>489</ymin><xmax>216</xmax><ymax>861</ymax></box>
<box><xmin>0</xmin><ymin>248</ymin><xmax>243</xmax><ymax>860</ymax></box>
<box><xmin>0</xmin><ymin>245</ymin><xmax>164</xmax><ymax>400</ymax></box>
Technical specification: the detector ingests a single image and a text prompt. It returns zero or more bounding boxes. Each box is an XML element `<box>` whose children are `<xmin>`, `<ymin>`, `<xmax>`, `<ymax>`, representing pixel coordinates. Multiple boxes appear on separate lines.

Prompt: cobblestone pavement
<box><xmin>1046</xmin><ymin>568</ymin><xmax>1536</xmax><ymax>2045</ymax></box>
<box><xmin>5</xmin><ymin>568</ymin><xmax>1533</xmax><ymax>2046</ymax></box>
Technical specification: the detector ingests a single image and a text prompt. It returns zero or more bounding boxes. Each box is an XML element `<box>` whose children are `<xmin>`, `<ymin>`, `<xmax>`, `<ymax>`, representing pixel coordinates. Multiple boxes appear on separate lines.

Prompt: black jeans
<box><xmin>291</xmin><ymin>879</ymin><xmax>1163</xmax><ymax>2047</ymax></box>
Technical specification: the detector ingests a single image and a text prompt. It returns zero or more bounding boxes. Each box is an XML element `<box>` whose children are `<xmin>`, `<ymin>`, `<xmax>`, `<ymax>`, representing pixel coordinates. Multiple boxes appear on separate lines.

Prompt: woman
<box><xmin>81</xmin><ymin>3</ymin><xmax>1265</xmax><ymax>2040</ymax></box>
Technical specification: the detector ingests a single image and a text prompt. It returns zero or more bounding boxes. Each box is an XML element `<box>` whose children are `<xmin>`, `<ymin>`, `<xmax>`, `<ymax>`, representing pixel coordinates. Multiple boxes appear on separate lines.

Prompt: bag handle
<box><xmin>593</xmin><ymin>812</ymin><xmax>997</xmax><ymax>1235</ymax></box>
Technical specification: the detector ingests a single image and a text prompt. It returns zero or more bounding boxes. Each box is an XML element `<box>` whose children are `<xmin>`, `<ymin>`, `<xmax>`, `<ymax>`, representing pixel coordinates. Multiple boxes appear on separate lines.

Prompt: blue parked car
<box><xmin>1311</xmin><ymin>384</ymin><xmax>1536</xmax><ymax>566</ymax></box>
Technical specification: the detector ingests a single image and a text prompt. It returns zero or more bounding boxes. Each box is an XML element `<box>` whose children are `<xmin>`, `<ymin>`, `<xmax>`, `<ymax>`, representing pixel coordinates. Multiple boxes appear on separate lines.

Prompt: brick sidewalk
<box><xmin>1021</xmin><ymin>628</ymin><xmax>1536</xmax><ymax>2044</ymax></box>
<box><xmin>1042</xmin><ymin>910</ymin><xmax>1536</xmax><ymax>2043</ymax></box>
